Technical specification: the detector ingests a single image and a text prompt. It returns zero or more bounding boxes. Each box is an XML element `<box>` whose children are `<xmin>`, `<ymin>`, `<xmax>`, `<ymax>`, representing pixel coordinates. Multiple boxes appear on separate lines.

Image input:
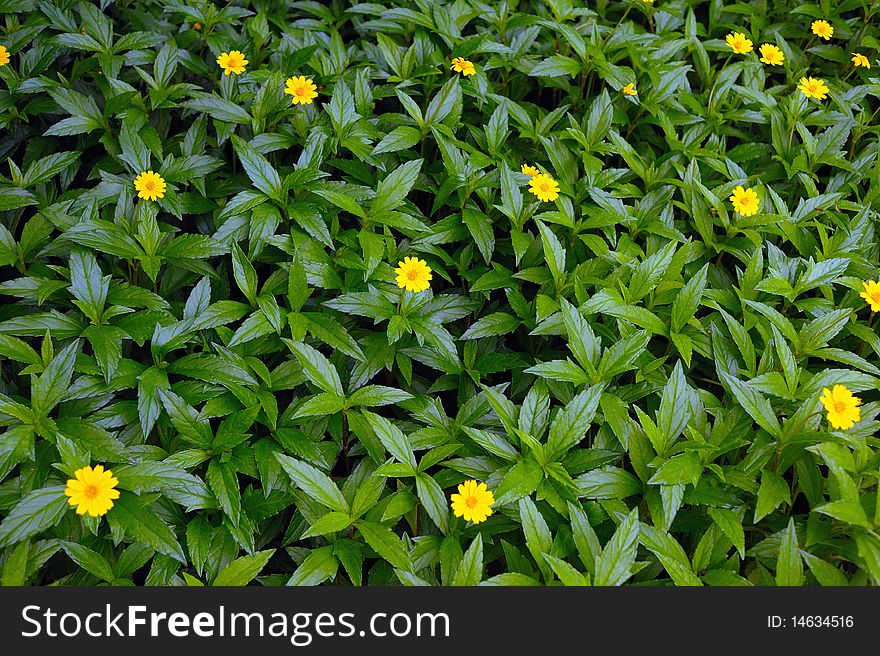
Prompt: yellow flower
<box><xmin>528</xmin><ymin>173</ymin><xmax>560</xmax><ymax>202</ymax></box>
<box><xmin>820</xmin><ymin>385</ymin><xmax>861</xmax><ymax>431</ymax></box>
<box><xmin>758</xmin><ymin>44</ymin><xmax>784</xmax><ymax>66</ymax></box>
<box><xmin>450</xmin><ymin>480</ymin><xmax>494</xmax><ymax>524</ymax></box>
<box><xmin>0</xmin><ymin>45</ymin><xmax>9</xmax><ymax>67</ymax></box>
<box><xmin>521</xmin><ymin>164</ymin><xmax>541</xmax><ymax>177</ymax></box>
<box><xmin>217</xmin><ymin>50</ymin><xmax>248</xmax><ymax>75</ymax></box>
<box><xmin>134</xmin><ymin>171</ymin><xmax>167</xmax><ymax>201</ymax></box>
<box><xmin>726</xmin><ymin>32</ymin><xmax>753</xmax><ymax>54</ymax></box>
<box><xmin>798</xmin><ymin>76</ymin><xmax>829</xmax><ymax>100</ymax></box>
<box><xmin>859</xmin><ymin>280</ymin><xmax>880</xmax><ymax>312</ymax></box>
<box><xmin>811</xmin><ymin>20</ymin><xmax>833</xmax><ymax>40</ymax></box>
<box><xmin>64</xmin><ymin>465</ymin><xmax>120</xmax><ymax>517</ymax></box>
<box><xmin>622</xmin><ymin>82</ymin><xmax>637</xmax><ymax>96</ymax></box>
<box><xmin>729</xmin><ymin>185</ymin><xmax>759</xmax><ymax>216</ymax></box>
<box><xmin>395</xmin><ymin>257</ymin><xmax>432</xmax><ymax>293</ymax></box>
<box><xmin>193</xmin><ymin>22</ymin><xmax>202</xmax><ymax>31</ymax></box>
<box><xmin>284</xmin><ymin>75</ymin><xmax>318</xmax><ymax>105</ymax></box>
<box><xmin>451</xmin><ymin>57</ymin><xmax>476</xmax><ymax>77</ymax></box>
<box><xmin>641</xmin><ymin>0</ymin><xmax>655</xmax><ymax>4</ymax></box>
<box><xmin>852</xmin><ymin>53</ymin><xmax>870</xmax><ymax>69</ymax></box>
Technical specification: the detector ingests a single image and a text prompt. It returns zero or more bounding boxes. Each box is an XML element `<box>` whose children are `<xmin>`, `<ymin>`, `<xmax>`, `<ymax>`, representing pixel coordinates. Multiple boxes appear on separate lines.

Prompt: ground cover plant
<box><xmin>0</xmin><ymin>0</ymin><xmax>879</xmax><ymax>587</ymax></box>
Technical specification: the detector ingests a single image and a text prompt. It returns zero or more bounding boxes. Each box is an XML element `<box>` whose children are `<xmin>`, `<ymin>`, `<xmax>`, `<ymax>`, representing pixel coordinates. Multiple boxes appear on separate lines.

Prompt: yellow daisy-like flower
<box><xmin>758</xmin><ymin>44</ymin><xmax>784</xmax><ymax>66</ymax></box>
<box><xmin>450</xmin><ymin>480</ymin><xmax>494</xmax><ymax>524</ymax></box>
<box><xmin>451</xmin><ymin>57</ymin><xmax>476</xmax><ymax>77</ymax></box>
<box><xmin>820</xmin><ymin>385</ymin><xmax>861</xmax><ymax>431</ymax></box>
<box><xmin>134</xmin><ymin>171</ymin><xmax>167</xmax><ymax>201</ymax></box>
<box><xmin>193</xmin><ymin>22</ymin><xmax>201</xmax><ymax>31</ymax></box>
<box><xmin>859</xmin><ymin>280</ymin><xmax>880</xmax><ymax>312</ymax></box>
<box><xmin>622</xmin><ymin>82</ymin><xmax>637</xmax><ymax>96</ymax></box>
<box><xmin>284</xmin><ymin>75</ymin><xmax>318</xmax><ymax>105</ymax></box>
<box><xmin>641</xmin><ymin>0</ymin><xmax>654</xmax><ymax>4</ymax></box>
<box><xmin>852</xmin><ymin>53</ymin><xmax>870</xmax><ymax>69</ymax></box>
<box><xmin>0</xmin><ymin>45</ymin><xmax>9</xmax><ymax>67</ymax></box>
<box><xmin>798</xmin><ymin>76</ymin><xmax>829</xmax><ymax>100</ymax></box>
<box><xmin>216</xmin><ymin>50</ymin><xmax>248</xmax><ymax>76</ymax></box>
<box><xmin>729</xmin><ymin>185</ymin><xmax>759</xmax><ymax>216</ymax></box>
<box><xmin>528</xmin><ymin>173</ymin><xmax>560</xmax><ymax>203</ymax></box>
<box><xmin>64</xmin><ymin>465</ymin><xmax>120</xmax><ymax>517</ymax></box>
<box><xmin>395</xmin><ymin>256</ymin><xmax>432</xmax><ymax>293</ymax></box>
<box><xmin>521</xmin><ymin>163</ymin><xmax>540</xmax><ymax>177</ymax></box>
<box><xmin>811</xmin><ymin>20</ymin><xmax>833</xmax><ymax>40</ymax></box>
<box><xmin>726</xmin><ymin>32</ymin><xmax>753</xmax><ymax>54</ymax></box>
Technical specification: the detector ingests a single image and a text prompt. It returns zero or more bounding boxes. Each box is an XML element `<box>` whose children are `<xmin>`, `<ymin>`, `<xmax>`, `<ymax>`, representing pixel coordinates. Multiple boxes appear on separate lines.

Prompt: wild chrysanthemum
<box><xmin>193</xmin><ymin>22</ymin><xmax>201</xmax><ymax>31</ymax></box>
<box><xmin>820</xmin><ymin>385</ymin><xmax>861</xmax><ymax>430</ymax></box>
<box><xmin>726</xmin><ymin>32</ymin><xmax>753</xmax><ymax>54</ymax></box>
<box><xmin>759</xmin><ymin>44</ymin><xmax>784</xmax><ymax>66</ymax></box>
<box><xmin>0</xmin><ymin>45</ymin><xmax>9</xmax><ymax>67</ymax></box>
<box><xmin>64</xmin><ymin>465</ymin><xmax>120</xmax><ymax>517</ymax></box>
<box><xmin>859</xmin><ymin>280</ymin><xmax>880</xmax><ymax>311</ymax></box>
<box><xmin>521</xmin><ymin>164</ymin><xmax>540</xmax><ymax>177</ymax></box>
<box><xmin>852</xmin><ymin>53</ymin><xmax>870</xmax><ymax>69</ymax></box>
<box><xmin>729</xmin><ymin>186</ymin><xmax>759</xmax><ymax>216</ymax></box>
<box><xmin>811</xmin><ymin>20</ymin><xmax>833</xmax><ymax>40</ymax></box>
<box><xmin>798</xmin><ymin>76</ymin><xmax>829</xmax><ymax>100</ymax></box>
<box><xmin>395</xmin><ymin>257</ymin><xmax>432</xmax><ymax>293</ymax></box>
<box><xmin>134</xmin><ymin>171</ymin><xmax>166</xmax><ymax>201</ymax></box>
<box><xmin>622</xmin><ymin>83</ymin><xmax>637</xmax><ymax>96</ymax></box>
<box><xmin>450</xmin><ymin>480</ymin><xmax>494</xmax><ymax>524</ymax></box>
<box><xmin>284</xmin><ymin>75</ymin><xmax>318</xmax><ymax>105</ymax></box>
<box><xmin>217</xmin><ymin>50</ymin><xmax>248</xmax><ymax>75</ymax></box>
<box><xmin>528</xmin><ymin>173</ymin><xmax>560</xmax><ymax>202</ymax></box>
<box><xmin>451</xmin><ymin>57</ymin><xmax>475</xmax><ymax>76</ymax></box>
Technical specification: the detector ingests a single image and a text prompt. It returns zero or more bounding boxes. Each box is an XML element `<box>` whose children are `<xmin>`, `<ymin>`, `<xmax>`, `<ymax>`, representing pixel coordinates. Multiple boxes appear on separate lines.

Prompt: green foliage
<box><xmin>1</xmin><ymin>0</ymin><xmax>879</xmax><ymax>588</ymax></box>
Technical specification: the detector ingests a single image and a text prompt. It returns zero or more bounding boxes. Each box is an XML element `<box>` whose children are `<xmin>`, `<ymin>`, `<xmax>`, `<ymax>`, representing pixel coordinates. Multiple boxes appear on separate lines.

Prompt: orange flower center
<box><xmin>295</xmin><ymin>86</ymin><xmax>305</xmax><ymax>96</ymax></box>
<box><xmin>540</xmin><ymin>182</ymin><xmax>550</xmax><ymax>192</ymax></box>
<box><xmin>228</xmin><ymin>56</ymin><xmax>241</xmax><ymax>67</ymax></box>
<box><xmin>84</xmin><ymin>484</ymin><xmax>99</xmax><ymax>499</ymax></box>
<box><xmin>834</xmin><ymin>401</ymin><xmax>846</xmax><ymax>414</ymax></box>
<box><xmin>465</xmin><ymin>496</ymin><xmax>478</xmax><ymax>509</ymax></box>
<box><xmin>406</xmin><ymin>269</ymin><xmax>419</xmax><ymax>281</ymax></box>
<box><xmin>143</xmin><ymin>179</ymin><xmax>156</xmax><ymax>191</ymax></box>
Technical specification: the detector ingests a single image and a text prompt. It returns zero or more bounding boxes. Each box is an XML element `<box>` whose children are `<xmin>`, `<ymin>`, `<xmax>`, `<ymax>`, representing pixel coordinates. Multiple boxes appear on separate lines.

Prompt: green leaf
<box><xmin>452</xmin><ymin>534</ymin><xmax>483</xmax><ymax>586</ymax></box>
<box><xmin>415</xmin><ymin>473</ymin><xmax>449</xmax><ymax>533</ymax></box>
<box><xmin>776</xmin><ymin>519</ymin><xmax>804</xmax><ymax>586</ymax></box>
<box><xmin>231</xmin><ymin>135</ymin><xmax>283</xmax><ymax>203</ymax></box>
<box><xmin>109</xmin><ymin>492</ymin><xmax>187</xmax><ymax>563</ymax></box>
<box><xmin>372</xmin><ymin>158</ymin><xmax>422</xmax><ymax>214</ymax></box>
<box><xmin>0</xmin><ymin>486</ymin><xmax>68</xmax><ymax>548</ymax></box>
<box><xmin>640</xmin><ymin>524</ymin><xmax>702</xmax><ymax>586</ymax></box>
<box><xmin>302</xmin><ymin>512</ymin><xmax>352</xmax><ymax>538</ymax></box>
<box><xmin>361</xmin><ymin>410</ymin><xmax>417</xmax><ymax>471</ymax></box>
<box><xmin>754</xmin><ymin>469</ymin><xmax>791</xmax><ymax>523</ymax></box>
<box><xmin>356</xmin><ymin>519</ymin><xmax>413</xmax><ymax>571</ymax></box>
<box><xmin>286</xmin><ymin>340</ymin><xmax>344</xmax><ymax>396</ymax></box>
<box><xmin>720</xmin><ymin>371</ymin><xmax>782</xmax><ymax>438</ymax></box>
<box><xmin>649</xmin><ymin>453</ymin><xmax>703</xmax><ymax>486</ymax></box>
<box><xmin>31</xmin><ymin>340</ymin><xmax>79</xmax><ymax>419</ymax></box>
<box><xmin>529</xmin><ymin>55</ymin><xmax>581</xmax><ymax>78</ymax></box>
<box><xmin>593</xmin><ymin>508</ymin><xmax>639</xmax><ymax>586</ymax></box>
<box><xmin>519</xmin><ymin>496</ymin><xmax>552</xmax><ymax>581</ymax></box>
<box><xmin>213</xmin><ymin>549</ymin><xmax>275</xmax><ymax>586</ymax></box>
<box><xmin>183</xmin><ymin>93</ymin><xmax>252</xmax><ymax>124</ymax></box>
<box><xmin>287</xmin><ymin>546</ymin><xmax>339</xmax><ymax>586</ymax></box>
<box><xmin>546</xmin><ymin>384</ymin><xmax>605</xmax><ymax>460</ymax></box>
<box><xmin>61</xmin><ymin>541</ymin><xmax>115</xmax><ymax>582</ymax></box>
<box><xmin>276</xmin><ymin>454</ymin><xmax>349</xmax><ymax>513</ymax></box>
<box><xmin>493</xmin><ymin>459</ymin><xmax>544</xmax><ymax>505</ymax></box>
